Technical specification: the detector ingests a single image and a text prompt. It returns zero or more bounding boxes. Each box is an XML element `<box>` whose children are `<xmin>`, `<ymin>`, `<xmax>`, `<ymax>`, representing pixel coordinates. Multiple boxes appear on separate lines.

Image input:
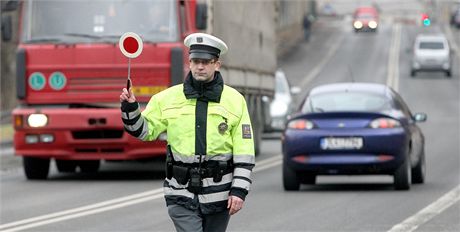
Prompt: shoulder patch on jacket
<box><xmin>242</xmin><ymin>124</ymin><xmax>252</xmax><ymax>139</ymax></box>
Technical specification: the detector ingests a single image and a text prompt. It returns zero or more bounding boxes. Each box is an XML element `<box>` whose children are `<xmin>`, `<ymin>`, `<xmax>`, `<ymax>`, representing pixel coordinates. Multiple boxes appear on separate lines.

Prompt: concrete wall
<box><xmin>0</xmin><ymin>1</ymin><xmax>19</xmax><ymax>114</ymax></box>
<box><xmin>208</xmin><ymin>0</ymin><xmax>314</xmax><ymax>71</ymax></box>
<box><xmin>209</xmin><ymin>0</ymin><xmax>278</xmax><ymax>74</ymax></box>
<box><xmin>276</xmin><ymin>0</ymin><xmax>310</xmax><ymax>57</ymax></box>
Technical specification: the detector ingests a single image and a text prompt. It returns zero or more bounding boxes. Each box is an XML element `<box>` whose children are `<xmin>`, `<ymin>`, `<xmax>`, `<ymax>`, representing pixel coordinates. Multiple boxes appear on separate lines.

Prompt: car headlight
<box><xmin>354</xmin><ymin>21</ymin><xmax>363</xmax><ymax>29</ymax></box>
<box><xmin>368</xmin><ymin>21</ymin><xmax>378</xmax><ymax>29</ymax></box>
<box><xmin>27</xmin><ymin>114</ymin><xmax>48</xmax><ymax>127</ymax></box>
<box><xmin>270</xmin><ymin>101</ymin><xmax>288</xmax><ymax>117</ymax></box>
<box><xmin>443</xmin><ymin>63</ymin><xmax>450</xmax><ymax>69</ymax></box>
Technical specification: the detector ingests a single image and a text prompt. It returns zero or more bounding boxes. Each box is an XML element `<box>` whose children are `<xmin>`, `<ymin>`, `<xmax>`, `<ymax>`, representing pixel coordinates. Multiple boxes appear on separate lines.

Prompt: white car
<box><xmin>411</xmin><ymin>34</ymin><xmax>452</xmax><ymax>77</ymax></box>
<box><xmin>267</xmin><ymin>70</ymin><xmax>300</xmax><ymax>132</ymax></box>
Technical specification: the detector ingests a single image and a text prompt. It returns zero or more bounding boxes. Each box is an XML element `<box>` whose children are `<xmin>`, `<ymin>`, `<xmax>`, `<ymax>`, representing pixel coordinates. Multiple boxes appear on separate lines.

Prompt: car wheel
<box><xmin>394</xmin><ymin>155</ymin><xmax>411</xmax><ymax>190</ymax></box>
<box><xmin>56</xmin><ymin>160</ymin><xmax>78</xmax><ymax>173</ymax></box>
<box><xmin>23</xmin><ymin>157</ymin><xmax>50</xmax><ymax>180</ymax></box>
<box><xmin>411</xmin><ymin>149</ymin><xmax>426</xmax><ymax>184</ymax></box>
<box><xmin>410</xmin><ymin>70</ymin><xmax>416</xmax><ymax>77</ymax></box>
<box><xmin>283</xmin><ymin>161</ymin><xmax>300</xmax><ymax>191</ymax></box>
<box><xmin>445</xmin><ymin>70</ymin><xmax>451</xmax><ymax>77</ymax></box>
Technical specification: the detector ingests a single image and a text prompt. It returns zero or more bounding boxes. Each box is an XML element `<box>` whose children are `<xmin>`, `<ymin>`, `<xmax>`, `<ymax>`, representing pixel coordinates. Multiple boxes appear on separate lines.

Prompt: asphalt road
<box><xmin>1</xmin><ymin>9</ymin><xmax>460</xmax><ymax>232</ymax></box>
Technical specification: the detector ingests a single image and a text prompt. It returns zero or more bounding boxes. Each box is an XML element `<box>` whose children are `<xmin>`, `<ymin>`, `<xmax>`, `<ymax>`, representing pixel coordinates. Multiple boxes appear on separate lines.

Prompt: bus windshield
<box><xmin>21</xmin><ymin>0</ymin><xmax>179</xmax><ymax>43</ymax></box>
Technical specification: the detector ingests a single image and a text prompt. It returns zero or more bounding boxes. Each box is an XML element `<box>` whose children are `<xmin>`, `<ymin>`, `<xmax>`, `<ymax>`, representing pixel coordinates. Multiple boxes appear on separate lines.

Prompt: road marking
<box><xmin>300</xmin><ymin>34</ymin><xmax>345</xmax><ymax>89</ymax></box>
<box><xmin>386</xmin><ymin>23</ymin><xmax>401</xmax><ymax>91</ymax></box>
<box><xmin>254</xmin><ymin>155</ymin><xmax>282</xmax><ymax>172</ymax></box>
<box><xmin>0</xmin><ymin>155</ymin><xmax>282</xmax><ymax>231</ymax></box>
<box><xmin>0</xmin><ymin>194</ymin><xmax>164</xmax><ymax>232</ymax></box>
<box><xmin>0</xmin><ymin>188</ymin><xmax>164</xmax><ymax>231</ymax></box>
<box><xmin>387</xmin><ymin>185</ymin><xmax>460</xmax><ymax>232</ymax></box>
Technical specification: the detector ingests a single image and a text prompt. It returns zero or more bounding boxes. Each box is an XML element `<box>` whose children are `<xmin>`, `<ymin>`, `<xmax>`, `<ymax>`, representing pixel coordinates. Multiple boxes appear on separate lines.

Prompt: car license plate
<box><xmin>320</xmin><ymin>137</ymin><xmax>363</xmax><ymax>150</ymax></box>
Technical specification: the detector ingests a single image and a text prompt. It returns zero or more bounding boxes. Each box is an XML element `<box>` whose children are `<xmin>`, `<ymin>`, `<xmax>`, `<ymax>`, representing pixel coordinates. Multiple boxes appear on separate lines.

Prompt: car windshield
<box><xmin>21</xmin><ymin>0</ymin><xmax>179</xmax><ymax>43</ymax></box>
<box><xmin>419</xmin><ymin>41</ymin><xmax>444</xmax><ymax>50</ymax></box>
<box><xmin>302</xmin><ymin>91</ymin><xmax>393</xmax><ymax>113</ymax></box>
<box><xmin>275</xmin><ymin>75</ymin><xmax>290</xmax><ymax>95</ymax></box>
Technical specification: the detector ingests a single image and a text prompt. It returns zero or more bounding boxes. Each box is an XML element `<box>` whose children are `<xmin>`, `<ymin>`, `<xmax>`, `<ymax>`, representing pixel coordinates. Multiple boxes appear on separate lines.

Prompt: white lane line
<box><xmin>386</xmin><ymin>23</ymin><xmax>401</xmax><ymax>91</ymax></box>
<box><xmin>0</xmin><ymin>155</ymin><xmax>282</xmax><ymax>231</ymax></box>
<box><xmin>387</xmin><ymin>185</ymin><xmax>460</xmax><ymax>232</ymax></box>
<box><xmin>0</xmin><ymin>194</ymin><xmax>164</xmax><ymax>232</ymax></box>
<box><xmin>300</xmin><ymin>34</ymin><xmax>345</xmax><ymax>89</ymax></box>
<box><xmin>254</xmin><ymin>155</ymin><xmax>282</xmax><ymax>172</ymax></box>
<box><xmin>0</xmin><ymin>188</ymin><xmax>164</xmax><ymax>231</ymax></box>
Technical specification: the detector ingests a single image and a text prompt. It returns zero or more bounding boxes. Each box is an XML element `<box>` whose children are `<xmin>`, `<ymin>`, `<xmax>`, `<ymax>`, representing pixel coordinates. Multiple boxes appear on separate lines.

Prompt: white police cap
<box><xmin>184</xmin><ymin>33</ymin><xmax>228</xmax><ymax>60</ymax></box>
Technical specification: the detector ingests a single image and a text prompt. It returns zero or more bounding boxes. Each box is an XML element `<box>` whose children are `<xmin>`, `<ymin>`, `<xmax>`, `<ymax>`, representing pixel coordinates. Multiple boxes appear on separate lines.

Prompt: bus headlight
<box><xmin>27</xmin><ymin>114</ymin><xmax>48</xmax><ymax>127</ymax></box>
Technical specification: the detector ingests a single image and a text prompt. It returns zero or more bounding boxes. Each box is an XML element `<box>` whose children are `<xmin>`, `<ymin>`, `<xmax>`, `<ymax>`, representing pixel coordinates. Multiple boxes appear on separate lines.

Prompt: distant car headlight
<box><xmin>442</xmin><ymin>63</ymin><xmax>450</xmax><ymax>69</ymax></box>
<box><xmin>270</xmin><ymin>101</ymin><xmax>288</xmax><ymax>117</ymax></box>
<box><xmin>368</xmin><ymin>21</ymin><xmax>378</xmax><ymax>29</ymax></box>
<box><xmin>354</xmin><ymin>21</ymin><xmax>363</xmax><ymax>29</ymax></box>
<box><xmin>369</xmin><ymin>118</ymin><xmax>401</xmax><ymax>129</ymax></box>
<box><xmin>287</xmin><ymin>119</ymin><xmax>315</xmax><ymax>130</ymax></box>
<box><xmin>27</xmin><ymin>114</ymin><xmax>48</xmax><ymax>127</ymax></box>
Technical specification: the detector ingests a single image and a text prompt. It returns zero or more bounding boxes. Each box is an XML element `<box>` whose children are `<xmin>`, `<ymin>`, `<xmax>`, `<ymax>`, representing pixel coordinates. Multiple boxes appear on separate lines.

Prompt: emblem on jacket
<box><xmin>218</xmin><ymin>122</ymin><xmax>228</xmax><ymax>135</ymax></box>
<box><xmin>242</xmin><ymin>124</ymin><xmax>252</xmax><ymax>139</ymax></box>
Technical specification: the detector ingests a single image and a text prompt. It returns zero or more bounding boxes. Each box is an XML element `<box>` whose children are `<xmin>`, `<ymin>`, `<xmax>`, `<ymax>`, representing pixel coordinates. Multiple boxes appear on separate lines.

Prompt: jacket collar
<box><xmin>183</xmin><ymin>71</ymin><xmax>223</xmax><ymax>103</ymax></box>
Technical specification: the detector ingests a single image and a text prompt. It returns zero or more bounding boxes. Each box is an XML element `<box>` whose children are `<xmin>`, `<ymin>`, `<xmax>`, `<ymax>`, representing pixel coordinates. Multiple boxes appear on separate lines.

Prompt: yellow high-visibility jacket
<box><xmin>121</xmin><ymin>72</ymin><xmax>255</xmax><ymax>214</ymax></box>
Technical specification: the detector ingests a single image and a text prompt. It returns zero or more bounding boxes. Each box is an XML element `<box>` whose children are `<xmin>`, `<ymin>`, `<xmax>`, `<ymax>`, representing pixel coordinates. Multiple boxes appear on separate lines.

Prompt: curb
<box><xmin>1</xmin><ymin>140</ymin><xmax>13</xmax><ymax>147</ymax></box>
<box><xmin>0</xmin><ymin>123</ymin><xmax>13</xmax><ymax>147</ymax></box>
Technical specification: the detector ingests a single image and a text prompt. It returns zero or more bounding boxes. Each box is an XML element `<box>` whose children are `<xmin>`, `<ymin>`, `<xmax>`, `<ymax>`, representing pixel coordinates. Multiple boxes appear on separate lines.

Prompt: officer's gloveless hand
<box><xmin>120</xmin><ymin>87</ymin><xmax>136</xmax><ymax>103</ymax></box>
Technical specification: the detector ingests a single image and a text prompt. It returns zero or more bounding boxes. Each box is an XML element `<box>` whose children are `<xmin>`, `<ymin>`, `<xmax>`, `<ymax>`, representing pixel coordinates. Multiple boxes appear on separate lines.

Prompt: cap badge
<box><xmin>196</xmin><ymin>37</ymin><xmax>203</xmax><ymax>43</ymax></box>
<box><xmin>218</xmin><ymin>122</ymin><xmax>228</xmax><ymax>135</ymax></box>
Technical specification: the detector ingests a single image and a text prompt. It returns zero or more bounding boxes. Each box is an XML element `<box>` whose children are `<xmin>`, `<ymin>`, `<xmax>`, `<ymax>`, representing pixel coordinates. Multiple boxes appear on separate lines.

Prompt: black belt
<box><xmin>170</xmin><ymin>160</ymin><xmax>233</xmax><ymax>187</ymax></box>
<box><xmin>174</xmin><ymin>160</ymin><xmax>233</xmax><ymax>169</ymax></box>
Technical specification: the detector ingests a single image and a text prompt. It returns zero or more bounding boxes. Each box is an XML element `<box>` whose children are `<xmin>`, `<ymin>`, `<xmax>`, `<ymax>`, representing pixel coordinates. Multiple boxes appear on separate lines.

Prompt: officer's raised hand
<box><xmin>120</xmin><ymin>88</ymin><xmax>136</xmax><ymax>103</ymax></box>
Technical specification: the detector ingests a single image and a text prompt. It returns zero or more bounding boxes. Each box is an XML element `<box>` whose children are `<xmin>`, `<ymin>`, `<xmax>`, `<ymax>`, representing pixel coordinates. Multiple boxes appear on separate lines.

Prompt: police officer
<box><xmin>120</xmin><ymin>33</ymin><xmax>255</xmax><ymax>232</ymax></box>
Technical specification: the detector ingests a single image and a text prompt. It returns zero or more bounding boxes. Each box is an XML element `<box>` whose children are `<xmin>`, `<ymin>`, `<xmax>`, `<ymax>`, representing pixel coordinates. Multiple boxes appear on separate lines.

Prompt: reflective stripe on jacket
<box><xmin>122</xmin><ymin>83</ymin><xmax>255</xmax><ymax>214</ymax></box>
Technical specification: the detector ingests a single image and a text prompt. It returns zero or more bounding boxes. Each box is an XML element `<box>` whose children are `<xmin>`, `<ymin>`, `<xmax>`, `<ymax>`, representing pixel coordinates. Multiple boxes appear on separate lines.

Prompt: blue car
<box><xmin>282</xmin><ymin>83</ymin><xmax>427</xmax><ymax>191</ymax></box>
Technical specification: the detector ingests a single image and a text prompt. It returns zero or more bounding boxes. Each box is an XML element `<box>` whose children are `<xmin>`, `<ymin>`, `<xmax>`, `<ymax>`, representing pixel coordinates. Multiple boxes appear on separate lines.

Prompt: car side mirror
<box><xmin>290</xmin><ymin>86</ymin><xmax>301</xmax><ymax>95</ymax></box>
<box><xmin>413</xmin><ymin>113</ymin><xmax>427</xmax><ymax>122</ymax></box>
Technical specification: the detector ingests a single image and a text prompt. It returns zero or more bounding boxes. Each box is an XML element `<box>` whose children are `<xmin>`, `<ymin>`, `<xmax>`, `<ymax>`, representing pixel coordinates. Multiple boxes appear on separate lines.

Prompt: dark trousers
<box><xmin>168</xmin><ymin>204</ymin><xmax>230</xmax><ymax>232</ymax></box>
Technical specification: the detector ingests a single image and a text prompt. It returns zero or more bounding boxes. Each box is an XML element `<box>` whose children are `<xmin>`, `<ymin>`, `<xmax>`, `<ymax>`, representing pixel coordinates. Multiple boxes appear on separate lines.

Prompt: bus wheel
<box><xmin>23</xmin><ymin>157</ymin><xmax>50</xmax><ymax>180</ymax></box>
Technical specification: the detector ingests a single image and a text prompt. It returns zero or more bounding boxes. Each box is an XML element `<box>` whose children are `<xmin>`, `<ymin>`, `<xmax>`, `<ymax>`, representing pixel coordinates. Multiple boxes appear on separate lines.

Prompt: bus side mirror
<box><xmin>196</xmin><ymin>3</ymin><xmax>207</xmax><ymax>30</ymax></box>
<box><xmin>1</xmin><ymin>0</ymin><xmax>18</xmax><ymax>42</ymax></box>
<box><xmin>1</xmin><ymin>15</ymin><xmax>12</xmax><ymax>42</ymax></box>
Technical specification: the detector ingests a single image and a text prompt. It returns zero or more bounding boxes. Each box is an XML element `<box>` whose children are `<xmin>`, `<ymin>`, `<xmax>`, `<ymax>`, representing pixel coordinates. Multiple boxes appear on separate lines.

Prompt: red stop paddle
<box><xmin>119</xmin><ymin>32</ymin><xmax>143</xmax><ymax>97</ymax></box>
